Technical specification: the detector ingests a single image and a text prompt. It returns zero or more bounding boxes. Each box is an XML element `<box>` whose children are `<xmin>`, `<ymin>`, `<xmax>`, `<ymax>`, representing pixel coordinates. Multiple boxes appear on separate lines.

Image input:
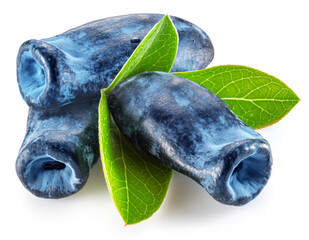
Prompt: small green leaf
<box><xmin>174</xmin><ymin>65</ymin><xmax>300</xmax><ymax>129</ymax></box>
<box><xmin>105</xmin><ymin>14</ymin><xmax>178</xmax><ymax>95</ymax></box>
<box><xmin>99</xmin><ymin>91</ymin><xmax>172</xmax><ymax>225</ymax></box>
<box><xmin>99</xmin><ymin>15</ymin><xmax>178</xmax><ymax>224</ymax></box>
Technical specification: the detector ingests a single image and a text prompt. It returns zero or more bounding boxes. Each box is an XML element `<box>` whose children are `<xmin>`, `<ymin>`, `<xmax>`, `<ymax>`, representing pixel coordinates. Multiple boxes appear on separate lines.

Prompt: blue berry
<box><xmin>16</xmin><ymin>100</ymin><xmax>99</xmax><ymax>198</ymax></box>
<box><xmin>17</xmin><ymin>14</ymin><xmax>214</xmax><ymax>109</ymax></box>
<box><xmin>107</xmin><ymin>71</ymin><xmax>272</xmax><ymax>206</ymax></box>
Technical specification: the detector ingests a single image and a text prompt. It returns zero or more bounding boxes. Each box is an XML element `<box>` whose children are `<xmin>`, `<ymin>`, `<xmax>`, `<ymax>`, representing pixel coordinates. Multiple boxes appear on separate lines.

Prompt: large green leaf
<box><xmin>174</xmin><ymin>65</ymin><xmax>300</xmax><ymax>129</ymax></box>
<box><xmin>104</xmin><ymin>14</ymin><xmax>178</xmax><ymax>96</ymax></box>
<box><xmin>99</xmin><ymin>15</ymin><xmax>177</xmax><ymax>224</ymax></box>
<box><xmin>99</xmin><ymin>91</ymin><xmax>172</xmax><ymax>225</ymax></box>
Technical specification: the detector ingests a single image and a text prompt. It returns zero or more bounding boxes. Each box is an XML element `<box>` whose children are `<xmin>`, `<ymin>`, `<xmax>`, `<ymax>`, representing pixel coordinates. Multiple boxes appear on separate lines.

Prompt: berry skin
<box><xmin>108</xmin><ymin>71</ymin><xmax>272</xmax><ymax>206</ymax></box>
<box><xmin>16</xmin><ymin>100</ymin><xmax>99</xmax><ymax>198</ymax></box>
<box><xmin>17</xmin><ymin>14</ymin><xmax>214</xmax><ymax>109</ymax></box>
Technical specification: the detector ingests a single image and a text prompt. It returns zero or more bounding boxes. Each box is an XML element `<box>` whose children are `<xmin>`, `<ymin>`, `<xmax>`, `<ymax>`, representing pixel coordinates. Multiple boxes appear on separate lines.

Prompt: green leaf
<box><xmin>99</xmin><ymin>15</ymin><xmax>178</xmax><ymax>224</ymax></box>
<box><xmin>104</xmin><ymin>14</ymin><xmax>178</xmax><ymax>96</ymax></box>
<box><xmin>99</xmin><ymin>91</ymin><xmax>172</xmax><ymax>225</ymax></box>
<box><xmin>174</xmin><ymin>65</ymin><xmax>300</xmax><ymax>129</ymax></box>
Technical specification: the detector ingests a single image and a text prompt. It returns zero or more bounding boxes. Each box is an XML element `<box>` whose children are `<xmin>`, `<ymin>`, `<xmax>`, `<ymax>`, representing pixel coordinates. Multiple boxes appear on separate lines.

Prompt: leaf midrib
<box><xmin>121</xmin><ymin>17</ymin><xmax>165</xmax><ymax>78</ymax></box>
<box><xmin>116</xmin><ymin>127</ymin><xmax>130</xmax><ymax>223</ymax></box>
<box><xmin>107</xmin><ymin>15</ymin><xmax>167</xmax><ymax>96</ymax></box>
<box><xmin>222</xmin><ymin>97</ymin><xmax>299</xmax><ymax>102</ymax></box>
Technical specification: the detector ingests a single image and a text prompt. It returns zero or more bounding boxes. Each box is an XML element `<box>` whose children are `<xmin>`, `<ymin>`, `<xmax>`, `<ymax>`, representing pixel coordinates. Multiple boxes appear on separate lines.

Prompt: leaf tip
<box><xmin>296</xmin><ymin>94</ymin><xmax>301</xmax><ymax>102</ymax></box>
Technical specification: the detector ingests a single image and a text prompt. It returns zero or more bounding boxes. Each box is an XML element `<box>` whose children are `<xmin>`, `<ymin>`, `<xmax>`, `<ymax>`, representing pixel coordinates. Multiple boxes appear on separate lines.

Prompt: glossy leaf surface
<box><xmin>174</xmin><ymin>65</ymin><xmax>300</xmax><ymax>129</ymax></box>
<box><xmin>105</xmin><ymin>15</ymin><xmax>178</xmax><ymax>95</ymax></box>
<box><xmin>99</xmin><ymin>91</ymin><xmax>172</xmax><ymax>224</ymax></box>
<box><xmin>99</xmin><ymin>15</ymin><xmax>177</xmax><ymax>224</ymax></box>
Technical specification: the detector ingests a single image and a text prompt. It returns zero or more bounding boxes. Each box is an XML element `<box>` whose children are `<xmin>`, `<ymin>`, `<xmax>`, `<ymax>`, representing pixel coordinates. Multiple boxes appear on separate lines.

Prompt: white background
<box><xmin>1</xmin><ymin>0</ymin><xmax>308</xmax><ymax>239</ymax></box>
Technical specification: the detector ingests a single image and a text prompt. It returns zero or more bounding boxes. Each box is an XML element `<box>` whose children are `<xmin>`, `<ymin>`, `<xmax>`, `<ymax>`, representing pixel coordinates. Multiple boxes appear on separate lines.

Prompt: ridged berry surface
<box><xmin>16</xmin><ymin>100</ymin><xmax>99</xmax><ymax>198</ymax></box>
<box><xmin>17</xmin><ymin>14</ymin><xmax>214</xmax><ymax>109</ymax></box>
<box><xmin>108</xmin><ymin>72</ymin><xmax>272</xmax><ymax>206</ymax></box>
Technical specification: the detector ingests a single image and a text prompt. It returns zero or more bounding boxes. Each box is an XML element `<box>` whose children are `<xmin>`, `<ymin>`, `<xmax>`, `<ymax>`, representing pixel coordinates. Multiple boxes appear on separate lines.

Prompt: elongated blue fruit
<box><xmin>107</xmin><ymin>72</ymin><xmax>272</xmax><ymax>206</ymax></box>
<box><xmin>16</xmin><ymin>100</ymin><xmax>99</xmax><ymax>198</ymax></box>
<box><xmin>17</xmin><ymin>14</ymin><xmax>214</xmax><ymax>109</ymax></box>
